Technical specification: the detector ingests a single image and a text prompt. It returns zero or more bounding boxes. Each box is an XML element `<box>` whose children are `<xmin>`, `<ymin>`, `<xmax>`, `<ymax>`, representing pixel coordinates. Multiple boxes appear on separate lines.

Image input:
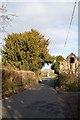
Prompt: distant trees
<box><xmin>51</xmin><ymin>55</ymin><xmax>64</xmax><ymax>74</ymax></box>
<box><xmin>2</xmin><ymin>29</ymin><xmax>51</xmax><ymax>71</ymax></box>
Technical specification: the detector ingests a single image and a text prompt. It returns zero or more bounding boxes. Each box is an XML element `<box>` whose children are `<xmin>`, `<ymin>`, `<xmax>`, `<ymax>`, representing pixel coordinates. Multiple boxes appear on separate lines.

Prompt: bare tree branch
<box><xmin>0</xmin><ymin>1</ymin><xmax>17</xmax><ymax>33</ymax></box>
<box><xmin>0</xmin><ymin>1</ymin><xmax>17</xmax><ymax>45</ymax></box>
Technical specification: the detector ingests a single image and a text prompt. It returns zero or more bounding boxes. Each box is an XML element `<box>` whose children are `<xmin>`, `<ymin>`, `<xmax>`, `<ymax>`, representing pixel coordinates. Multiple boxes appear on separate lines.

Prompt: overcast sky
<box><xmin>0</xmin><ymin>0</ymin><xmax>78</xmax><ymax>60</ymax></box>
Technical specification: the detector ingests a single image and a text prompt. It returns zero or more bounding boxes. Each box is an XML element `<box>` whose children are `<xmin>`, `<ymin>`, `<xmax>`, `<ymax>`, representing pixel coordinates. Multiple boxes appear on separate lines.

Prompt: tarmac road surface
<box><xmin>2</xmin><ymin>83</ymin><xmax>72</xmax><ymax>119</ymax></box>
<box><xmin>41</xmin><ymin>77</ymin><xmax>58</xmax><ymax>89</ymax></box>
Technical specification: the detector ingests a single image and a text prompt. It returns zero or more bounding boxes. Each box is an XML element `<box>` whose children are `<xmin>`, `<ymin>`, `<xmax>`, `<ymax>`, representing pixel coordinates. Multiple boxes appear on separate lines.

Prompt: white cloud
<box><xmin>14</xmin><ymin>2</ymin><xmax>47</xmax><ymax>18</ymax></box>
<box><xmin>42</xmin><ymin>26</ymin><xmax>78</xmax><ymax>43</ymax></box>
<box><xmin>6</xmin><ymin>2</ymin><xmax>78</xmax><ymax>23</ymax></box>
<box><xmin>42</xmin><ymin>26</ymin><xmax>78</xmax><ymax>57</ymax></box>
<box><xmin>1</xmin><ymin>0</ymin><xmax>79</xmax><ymax>2</ymax></box>
<box><xmin>0</xmin><ymin>1</ymin><xmax>78</xmax><ymax>59</ymax></box>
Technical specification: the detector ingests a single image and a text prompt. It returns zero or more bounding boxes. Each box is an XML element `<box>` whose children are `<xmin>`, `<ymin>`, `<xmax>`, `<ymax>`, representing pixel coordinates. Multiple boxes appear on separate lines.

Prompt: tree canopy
<box><xmin>51</xmin><ymin>55</ymin><xmax>64</xmax><ymax>74</ymax></box>
<box><xmin>2</xmin><ymin>29</ymin><xmax>51</xmax><ymax>71</ymax></box>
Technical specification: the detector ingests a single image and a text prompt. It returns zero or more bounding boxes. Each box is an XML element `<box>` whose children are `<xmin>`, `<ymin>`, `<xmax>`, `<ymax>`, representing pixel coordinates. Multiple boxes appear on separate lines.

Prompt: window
<box><xmin>70</xmin><ymin>57</ymin><xmax>74</xmax><ymax>63</ymax></box>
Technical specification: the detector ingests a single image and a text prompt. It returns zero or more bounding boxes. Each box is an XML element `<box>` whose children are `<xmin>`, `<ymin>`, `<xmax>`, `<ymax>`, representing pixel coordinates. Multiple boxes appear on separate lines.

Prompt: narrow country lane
<box><xmin>41</xmin><ymin>77</ymin><xmax>58</xmax><ymax>89</ymax></box>
<box><xmin>2</xmin><ymin>78</ymin><xmax>72</xmax><ymax>119</ymax></box>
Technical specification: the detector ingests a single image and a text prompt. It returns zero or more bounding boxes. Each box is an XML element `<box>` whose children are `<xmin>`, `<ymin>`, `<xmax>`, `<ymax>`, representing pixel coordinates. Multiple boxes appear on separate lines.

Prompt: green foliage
<box><xmin>67</xmin><ymin>83</ymin><xmax>80</xmax><ymax>91</ymax></box>
<box><xmin>51</xmin><ymin>55</ymin><xmax>64</xmax><ymax>73</ymax></box>
<box><xmin>59</xmin><ymin>72</ymin><xmax>80</xmax><ymax>91</ymax></box>
<box><xmin>45</xmin><ymin>55</ymin><xmax>55</xmax><ymax>64</ymax></box>
<box><xmin>55</xmin><ymin>55</ymin><xmax>64</xmax><ymax>62</ymax></box>
<box><xmin>23</xmin><ymin>78</ymin><xmax>36</xmax><ymax>86</ymax></box>
<box><xmin>2</xmin><ymin>29</ymin><xmax>50</xmax><ymax>71</ymax></box>
<box><xmin>2</xmin><ymin>68</ymin><xmax>37</xmax><ymax>98</ymax></box>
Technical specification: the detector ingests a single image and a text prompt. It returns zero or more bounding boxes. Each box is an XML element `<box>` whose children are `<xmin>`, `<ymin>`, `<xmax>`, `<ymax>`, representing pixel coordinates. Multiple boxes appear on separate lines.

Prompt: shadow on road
<box><xmin>41</xmin><ymin>78</ymin><xmax>58</xmax><ymax>89</ymax></box>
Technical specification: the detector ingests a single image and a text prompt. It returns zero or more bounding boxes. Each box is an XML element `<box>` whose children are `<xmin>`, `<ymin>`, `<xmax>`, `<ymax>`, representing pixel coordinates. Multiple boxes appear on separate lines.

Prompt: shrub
<box><xmin>23</xmin><ymin>78</ymin><xmax>37</xmax><ymax>87</ymax></box>
<box><xmin>59</xmin><ymin>72</ymin><xmax>80</xmax><ymax>91</ymax></box>
<box><xmin>67</xmin><ymin>83</ymin><xmax>80</xmax><ymax>91</ymax></box>
<box><xmin>2</xmin><ymin>68</ymin><xmax>38</xmax><ymax>98</ymax></box>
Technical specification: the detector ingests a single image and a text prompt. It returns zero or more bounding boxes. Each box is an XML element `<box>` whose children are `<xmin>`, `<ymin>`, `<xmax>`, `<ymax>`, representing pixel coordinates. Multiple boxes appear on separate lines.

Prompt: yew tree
<box><xmin>2</xmin><ymin>29</ymin><xmax>51</xmax><ymax>71</ymax></box>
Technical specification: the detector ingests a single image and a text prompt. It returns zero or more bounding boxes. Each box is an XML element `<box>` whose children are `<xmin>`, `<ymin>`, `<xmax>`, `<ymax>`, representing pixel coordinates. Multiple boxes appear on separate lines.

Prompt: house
<box><xmin>60</xmin><ymin>53</ymin><xmax>79</xmax><ymax>75</ymax></box>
